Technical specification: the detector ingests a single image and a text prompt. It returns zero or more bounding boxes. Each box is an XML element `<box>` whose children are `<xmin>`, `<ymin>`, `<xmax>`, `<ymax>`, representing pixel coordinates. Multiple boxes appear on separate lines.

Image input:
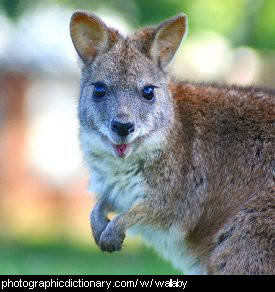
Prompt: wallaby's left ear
<box><xmin>70</xmin><ymin>11</ymin><xmax>120</xmax><ymax>65</ymax></box>
<box><xmin>151</xmin><ymin>14</ymin><xmax>187</xmax><ymax>68</ymax></box>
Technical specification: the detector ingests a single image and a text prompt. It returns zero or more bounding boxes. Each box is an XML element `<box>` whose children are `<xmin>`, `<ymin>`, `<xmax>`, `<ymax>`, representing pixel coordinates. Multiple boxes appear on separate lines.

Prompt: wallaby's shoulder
<box><xmin>169</xmin><ymin>80</ymin><xmax>275</xmax><ymax>105</ymax></box>
<box><xmin>169</xmin><ymin>81</ymin><xmax>274</xmax><ymax>131</ymax></box>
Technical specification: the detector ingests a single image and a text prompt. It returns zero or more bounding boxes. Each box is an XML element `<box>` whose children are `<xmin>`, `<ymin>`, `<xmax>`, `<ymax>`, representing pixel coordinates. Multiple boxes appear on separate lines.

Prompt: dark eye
<box><xmin>93</xmin><ymin>82</ymin><xmax>107</xmax><ymax>99</ymax></box>
<box><xmin>143</xmin><ymin>85</ymin><xmax>156</xmax><ymax>101</ymax></box>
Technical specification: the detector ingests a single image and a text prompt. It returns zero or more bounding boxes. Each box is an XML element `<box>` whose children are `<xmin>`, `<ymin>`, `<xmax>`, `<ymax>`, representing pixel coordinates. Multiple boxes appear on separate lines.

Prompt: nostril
<box><xmin>111</xmin><ymin>120</ymin><xmax>135</xmax><ymax>137</ymax></box>
<box><xmin>111</xmin><ymin>120</ymin><xmax>119</xmax><ymax>133</ymax></box>
<box><xmin>128</xmin><ymin>123</ymin><xmax>135</xmax><ymax>133</ymax></box>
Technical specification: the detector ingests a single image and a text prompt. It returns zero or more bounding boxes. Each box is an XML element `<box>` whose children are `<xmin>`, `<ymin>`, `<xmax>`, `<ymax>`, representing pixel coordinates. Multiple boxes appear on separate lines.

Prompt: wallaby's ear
<box><xmin>70</xmin><ymin>11</ymin><xmax>113</xmax><ymax>64</ymax></box>
<box><xmin>151</xmin><ymin>14</ymin><xmax>187</xmax><ymax>68</ymax></box>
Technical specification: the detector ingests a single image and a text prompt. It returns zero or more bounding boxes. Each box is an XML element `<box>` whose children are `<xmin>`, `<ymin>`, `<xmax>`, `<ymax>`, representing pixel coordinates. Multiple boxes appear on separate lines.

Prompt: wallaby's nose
<box><xmin>111</xmin><ymin>120</ymin><xmax>135</xmax><ymax>137</ymax></box>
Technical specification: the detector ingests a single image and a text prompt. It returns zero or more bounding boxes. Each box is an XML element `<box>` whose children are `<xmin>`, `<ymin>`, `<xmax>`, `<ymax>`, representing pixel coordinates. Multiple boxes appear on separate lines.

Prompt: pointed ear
<box><xmin>70</xmin><ymin>11</ymin><xmax>118</xmax><ymax>64</ymax></box>
<box><xmin>150</xmin><ymin>14</ymin><xmax>187</xmax><ymax>68</ymax></box>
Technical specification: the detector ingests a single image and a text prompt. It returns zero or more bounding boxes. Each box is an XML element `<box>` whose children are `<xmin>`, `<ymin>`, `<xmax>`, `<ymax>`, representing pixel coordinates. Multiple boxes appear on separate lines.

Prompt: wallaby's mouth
<box><xmin>112</xmin><ymin>143</ymin><xmax>131</xmax><ymax>158</ymax></box>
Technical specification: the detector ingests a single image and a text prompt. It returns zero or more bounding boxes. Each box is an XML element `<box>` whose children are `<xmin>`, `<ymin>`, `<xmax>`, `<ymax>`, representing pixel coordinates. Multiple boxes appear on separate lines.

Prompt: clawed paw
<box><xmin>99</xmin><ymin>226</ymin><xmax>125</xmax><ymax>253</ymax></box>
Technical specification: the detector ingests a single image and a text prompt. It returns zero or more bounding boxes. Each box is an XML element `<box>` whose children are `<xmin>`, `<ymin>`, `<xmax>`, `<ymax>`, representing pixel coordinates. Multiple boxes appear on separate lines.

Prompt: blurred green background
<box><xmin>0</xmin><ymin>0</ymin><xmax>274</xmax><ymax>275</ymax></box>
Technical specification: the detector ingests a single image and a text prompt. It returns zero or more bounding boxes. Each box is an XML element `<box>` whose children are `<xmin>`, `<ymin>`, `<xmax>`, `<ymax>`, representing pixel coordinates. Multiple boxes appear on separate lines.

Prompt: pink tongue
<box><xmin>116</xmin><ymin>144</ymin><xmax>127</xmax><ymax>155</ymax></box>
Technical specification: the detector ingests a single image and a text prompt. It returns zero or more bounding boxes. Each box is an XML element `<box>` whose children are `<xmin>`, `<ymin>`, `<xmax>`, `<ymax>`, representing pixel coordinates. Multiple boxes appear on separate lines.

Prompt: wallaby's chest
<box><xmin>130</xmin><ymin>224</ymin><xmax>205</xmax><ymax>275</ymax></box>
<box><xmin>88</xmin><ymin>157</ymin><xmax>146</xmax><ymax>212</ymax></box>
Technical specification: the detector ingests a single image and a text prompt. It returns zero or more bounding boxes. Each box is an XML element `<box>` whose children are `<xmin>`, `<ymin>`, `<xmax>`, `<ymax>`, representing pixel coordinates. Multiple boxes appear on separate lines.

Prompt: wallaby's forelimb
<box><xmin>90</xmin><ymin>198</ymin><xmax>111</xmax><ymax>246</ymax></box>
<box><xmin>98</xmin><ymin>199</ymin><xmax>154</xmax><ymax>252</ymax></box>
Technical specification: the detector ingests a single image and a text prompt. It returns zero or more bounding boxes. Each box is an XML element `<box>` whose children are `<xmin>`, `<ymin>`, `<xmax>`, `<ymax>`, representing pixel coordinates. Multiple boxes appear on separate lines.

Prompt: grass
<box><xmin>0</xmin><ymin>239</ymin><xmax>180</xmax><ymax>275</ymax></box>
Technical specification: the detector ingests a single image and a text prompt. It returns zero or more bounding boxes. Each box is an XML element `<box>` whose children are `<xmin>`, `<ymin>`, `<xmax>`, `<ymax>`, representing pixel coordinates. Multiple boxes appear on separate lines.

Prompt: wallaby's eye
<box><xmin>143</xmin><ymin>85</ymin><xmax>157</xmax><ymax>101</ymax></box>
<box><xmin>93</xmin><ymin>82</ymin><xmax>107</xmax><ymax>99</ymax></box>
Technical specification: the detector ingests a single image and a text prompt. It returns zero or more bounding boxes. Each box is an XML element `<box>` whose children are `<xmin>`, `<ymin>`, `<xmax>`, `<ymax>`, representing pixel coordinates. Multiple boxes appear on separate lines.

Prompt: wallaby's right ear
<box><xmin>150</xmin><ymin>14</ymin><xmax>187</xmax><ymax>68</ymax></box>
<box><xmin>70</xmin><ymin>11</ymin><xmax>117</xmax><ymax>64</ymax></box>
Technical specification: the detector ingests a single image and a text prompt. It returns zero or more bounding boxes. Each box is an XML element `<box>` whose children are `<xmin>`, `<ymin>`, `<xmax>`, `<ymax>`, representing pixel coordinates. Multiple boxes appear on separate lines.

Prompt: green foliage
<box><xmin>249</xmin><ymin>0</ymin><xmax>275</xmax><ymax>49</ymax></box>
<box><xmin>1</xmin><ymin>0</ymin><xmax>274</xmax><ymax>49</ymax></box>
<box><xmin>0</xmin><ymin>0</ymin><xmax>22</xmax><ymax>20</ymax></box>
<box><xmin>0</xmin><ymin>240</ymin><xmax>180</xmax><ymax>275</ymax></box>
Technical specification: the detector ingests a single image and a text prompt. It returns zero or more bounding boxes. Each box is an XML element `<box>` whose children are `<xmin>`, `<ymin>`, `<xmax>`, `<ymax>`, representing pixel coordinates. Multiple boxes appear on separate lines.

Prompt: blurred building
<box><xmin>0</xmin><ymin>7</ymin><xmax>91</xmax><ymax>243</ymax></box>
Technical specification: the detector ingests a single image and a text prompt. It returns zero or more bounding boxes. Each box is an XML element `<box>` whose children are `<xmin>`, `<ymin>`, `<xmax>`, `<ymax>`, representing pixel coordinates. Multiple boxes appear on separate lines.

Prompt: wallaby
<box><xmin>70</xmin><ymin>11</ymin><xmax>275</xmax><ymax>275</ymax></box>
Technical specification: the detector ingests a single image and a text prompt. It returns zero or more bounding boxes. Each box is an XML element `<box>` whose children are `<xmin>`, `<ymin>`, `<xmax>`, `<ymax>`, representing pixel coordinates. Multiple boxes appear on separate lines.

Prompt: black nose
<box><xmin>111</xmin><ymin>120</ymin><xmax>135</xmax><ymax>137</ymax></box>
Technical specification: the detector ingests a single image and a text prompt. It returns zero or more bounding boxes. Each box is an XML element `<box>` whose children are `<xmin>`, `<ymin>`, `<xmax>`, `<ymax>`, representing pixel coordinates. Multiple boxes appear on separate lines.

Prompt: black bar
<box><xmin>0</xmin><ymin>275</ymin><xmax>269</xmax><ymax>290</ymax></box>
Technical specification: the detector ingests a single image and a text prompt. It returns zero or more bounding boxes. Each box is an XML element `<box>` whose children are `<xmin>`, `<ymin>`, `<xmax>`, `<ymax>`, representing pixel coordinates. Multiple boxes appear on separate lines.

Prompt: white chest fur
<box><xmin>80</xmin><ymin>130</ymin><xmax>146</xmax><ymax>212</ymax></box>
<box><xmin>130</xmin><ymin>225</ymin><xmax>205</xmax><ymax>275</ymax></box>
<box><xmin>88</xmin><ymin>160</ymin><xmax>145</xmax><ymax>212</ymax></box>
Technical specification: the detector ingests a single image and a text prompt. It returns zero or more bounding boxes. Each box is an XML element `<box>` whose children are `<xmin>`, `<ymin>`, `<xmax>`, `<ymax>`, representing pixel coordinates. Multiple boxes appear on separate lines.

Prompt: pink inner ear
<box><xmin>70</xmin><ymin>12</ymin><xmax>109</xmax><ymax>64</ymax></box>
<box><xmin>150</xmin><ymin>15</ymin><xmax>187</xmax><ymax>68</ymax></box>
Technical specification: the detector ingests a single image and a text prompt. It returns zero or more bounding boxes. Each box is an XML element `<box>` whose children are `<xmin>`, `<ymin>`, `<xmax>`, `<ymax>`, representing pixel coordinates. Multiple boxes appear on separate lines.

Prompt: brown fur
<box><xmin>169</xmin><ymin>82</ymin><xmax>274</xmax><ymax>273</ymax></box>
<box><xmin>70</xmin><ymin>11</ymin><xmax>275</xmax><ymax>275</ymax></box>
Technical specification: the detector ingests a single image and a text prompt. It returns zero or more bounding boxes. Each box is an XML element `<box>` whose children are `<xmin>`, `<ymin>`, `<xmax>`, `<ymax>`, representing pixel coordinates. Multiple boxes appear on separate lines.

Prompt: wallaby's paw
<box><xmin>90</xmin><ymin>212</ymin><xmax>110</xmax><ymax>246</ymax></box>
<box><xmin>99</xmin><ymin>225</ymin><xmax>125</xmax><ymax>253</ymax></box>
<box><xmin>91</xmin><ymin>220</ymin><xmax>109</xmax><ymax>246</ymax></box>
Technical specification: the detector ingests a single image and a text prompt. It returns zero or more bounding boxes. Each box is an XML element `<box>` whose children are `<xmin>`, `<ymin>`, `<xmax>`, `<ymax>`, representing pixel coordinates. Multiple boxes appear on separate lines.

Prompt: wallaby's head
<box><xmin>70</xmin><ymin>12</ymin><xmax>187</xmax><ymax>158</ymax></box>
